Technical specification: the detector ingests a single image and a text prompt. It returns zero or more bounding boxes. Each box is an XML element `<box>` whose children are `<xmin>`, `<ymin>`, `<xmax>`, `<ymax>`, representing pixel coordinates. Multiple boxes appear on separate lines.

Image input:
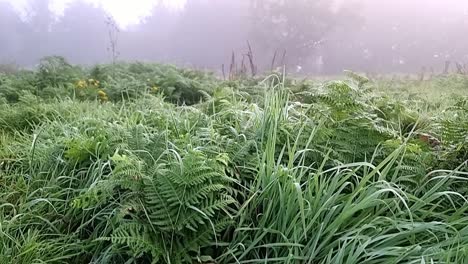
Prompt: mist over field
<box><xmin>2</xmin><ymin>1</ymin><xmax>468</xmax><ymax>263</ymax></box>
<box><xmin>1</xmin><ymin>0</ymin><xmax>467</xmax><ymax>74</ymax></box>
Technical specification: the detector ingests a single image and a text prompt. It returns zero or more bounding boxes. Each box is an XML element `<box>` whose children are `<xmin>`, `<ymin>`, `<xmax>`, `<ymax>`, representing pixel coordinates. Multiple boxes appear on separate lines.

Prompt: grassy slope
<box><xmin>0</xmin><ymin>58</ymin><xmax>467</xmax><ymax>263</ymax></box>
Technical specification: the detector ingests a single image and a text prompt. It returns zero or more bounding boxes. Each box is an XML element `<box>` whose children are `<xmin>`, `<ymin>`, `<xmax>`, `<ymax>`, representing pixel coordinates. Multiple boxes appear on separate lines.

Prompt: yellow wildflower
<box><xmin>98</xmin><ymin>90</ymin><xmax>107</xmax><ymax>97</ymax></box>
<box><xmin>76</xmin><ymin>80</ymin><xmax>87</xmax><ymax>89</ymax></box>
<box><xmin>152</xmin><ymin>86</ymin><xmax>159</xmax><ymax>92</ymax></box>
<box><xmin>98</xmin><ymin>90</ymin><xmax>108</xmax><ymax>102</ymax></box>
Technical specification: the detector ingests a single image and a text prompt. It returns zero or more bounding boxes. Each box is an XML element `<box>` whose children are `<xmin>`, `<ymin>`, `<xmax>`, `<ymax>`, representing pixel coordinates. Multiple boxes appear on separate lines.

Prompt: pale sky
<box><xmin>1</xmin><ymin>0</ymin><xmax>187</xmax><ymax>28</ymax></box>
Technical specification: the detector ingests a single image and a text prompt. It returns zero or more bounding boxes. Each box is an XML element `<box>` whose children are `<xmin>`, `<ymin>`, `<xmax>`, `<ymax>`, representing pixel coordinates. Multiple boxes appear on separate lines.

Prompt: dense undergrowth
<box><xmin>0</xmin><ymin>56</ymin><xmax>468</xmax><ymax>263</ymax></box>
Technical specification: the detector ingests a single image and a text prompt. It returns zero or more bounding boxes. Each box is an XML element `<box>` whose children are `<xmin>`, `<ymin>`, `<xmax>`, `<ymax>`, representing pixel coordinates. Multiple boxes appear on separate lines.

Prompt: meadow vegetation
<box><xmin>0</xmin><ymin>56</ymin><xmax>467</xmax><ymax>263</ymax></box>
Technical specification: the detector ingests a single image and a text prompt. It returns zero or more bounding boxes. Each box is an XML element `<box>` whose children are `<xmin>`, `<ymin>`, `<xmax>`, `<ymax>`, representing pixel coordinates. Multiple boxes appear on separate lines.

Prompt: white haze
<box><xmin>1</xmin><ymin>0</ymin><xmax>468</xmax><ymax>74</ymax></box>
<box><xmin>1</xmin><ymin>0</ymin><xmax>186</xmax><ymax>27</ymax></box>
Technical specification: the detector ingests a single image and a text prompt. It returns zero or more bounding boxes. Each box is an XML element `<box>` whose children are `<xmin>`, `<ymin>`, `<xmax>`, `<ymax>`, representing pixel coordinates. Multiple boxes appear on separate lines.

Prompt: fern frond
<box><xmin>108</xmin><ymin>222</ymin><xmax>162</xmax><ymax>259</ymax></box>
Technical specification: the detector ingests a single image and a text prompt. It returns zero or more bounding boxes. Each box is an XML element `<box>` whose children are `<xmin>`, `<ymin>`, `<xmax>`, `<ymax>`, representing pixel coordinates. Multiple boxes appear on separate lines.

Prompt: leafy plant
<box><xmin>0</xmin><ymin>61</ymin><xmax>467</xmax><ymax>264</ymax></box>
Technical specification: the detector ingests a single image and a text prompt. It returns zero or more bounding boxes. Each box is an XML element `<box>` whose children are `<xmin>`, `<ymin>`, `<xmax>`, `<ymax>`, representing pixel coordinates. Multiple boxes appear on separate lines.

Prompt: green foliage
<box><xmin>0</xmin><ymin>60</ymin><xmax>467</xmax><ymax>263</ymax></box>
<box><xmin>437</xmin><ymin>97</ymin><xmax>468</xmax><ymax>167</ymax></box>
<box><xmin>37</xmin><ymin>56</ymin><xmax>82</xmax><ymax>91</ymax></box>
<box><xmin>101</xmin><ymin>150</ymin><xmax>236</xmax><ymax>263</ymax></box>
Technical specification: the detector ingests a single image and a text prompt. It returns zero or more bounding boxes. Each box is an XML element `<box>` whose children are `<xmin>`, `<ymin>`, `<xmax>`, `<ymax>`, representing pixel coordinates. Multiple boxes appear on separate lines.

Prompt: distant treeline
<box><xmin>1</xmin><ymin>0</ymin><xmax>468</xmax><ymax>74</ymax></box>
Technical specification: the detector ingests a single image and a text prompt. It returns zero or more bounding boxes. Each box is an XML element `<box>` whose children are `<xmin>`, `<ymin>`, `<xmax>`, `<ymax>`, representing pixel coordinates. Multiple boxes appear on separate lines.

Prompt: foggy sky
<box><xmin>1</xmin><ymin>0</ymin><xmax>468</xmax><ymax>74</ymax></box>
<box><xmin>1</xmin><ymin>0</ymin><xmax>186</xmax><ymax>27</ymax></box>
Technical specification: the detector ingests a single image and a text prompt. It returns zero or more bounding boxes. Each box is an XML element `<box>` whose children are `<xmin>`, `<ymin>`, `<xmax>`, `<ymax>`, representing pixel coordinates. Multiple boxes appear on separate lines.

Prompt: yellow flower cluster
<box><xmin>76</xmin><ymin>80</ymin><xmax>87</xmax><ymax>89</ymax></box>
<box><xmin>75</xmin><ymin>79</ymin><xmax>100</xmax><ymax>89</ymax></box>
<box><xmin>98</xmin><ymin>90</ymin><xmax>108</xmax><ymax>102</ymax></box>
<box><xmin>89</xmin><ymin>79</ymin><xmax>100</xmax><ymax>86</ymax></box>
<box><xmin>152</xmin><ymin>86</ymin><xmax>159</xmax><ymax>92</ymax></box>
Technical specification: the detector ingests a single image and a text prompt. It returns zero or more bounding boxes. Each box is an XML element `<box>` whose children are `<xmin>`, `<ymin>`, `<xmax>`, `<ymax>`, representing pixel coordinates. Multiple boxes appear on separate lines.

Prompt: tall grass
<box><xmin>219</xmin><ymin>76</ymin><xmax>468</xmax><ymax>263</ymax></box>
<box><xmin>0</xmin><ymin>60</ymin><xmax>467</xmax><ymax>263</ymax></box>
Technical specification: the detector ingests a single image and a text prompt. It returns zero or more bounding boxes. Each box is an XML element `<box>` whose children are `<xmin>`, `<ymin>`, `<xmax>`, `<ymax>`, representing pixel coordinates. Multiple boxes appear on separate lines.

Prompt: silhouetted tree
<box><xmin>169</xmin><ymin>0</ymin><xmax>249</xmax><ymax>68</ymax></box>
<box><xmin>123</xmin><ymin>3</ymin><xmax>179</xmax><ymax>62</ymax></box>
<box><xmin>21</xmin><ymin>0</ymin><xmax>54</xmax><ymax>62</ymax></box>
<box><xmin>249</xmin><ymin>0</ymin><xmax>362</xmax><ymax>72</ymax></box>
<box><xmin>0</xmin><ymin>2</ymin><xmax>29</xmax><ymax>63</ymax></box>
<box><xmin>50</xmin><ymin>1</ymin><xmax>109</xmax><ymax>64</ymax></box>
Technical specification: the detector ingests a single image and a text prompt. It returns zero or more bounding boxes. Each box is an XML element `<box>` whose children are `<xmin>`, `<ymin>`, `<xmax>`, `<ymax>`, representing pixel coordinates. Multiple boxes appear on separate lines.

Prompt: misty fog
<box><xmin>1</xmin><ymin>0</ymin><xmax>468</xmax><ymax>74</ymax></box>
